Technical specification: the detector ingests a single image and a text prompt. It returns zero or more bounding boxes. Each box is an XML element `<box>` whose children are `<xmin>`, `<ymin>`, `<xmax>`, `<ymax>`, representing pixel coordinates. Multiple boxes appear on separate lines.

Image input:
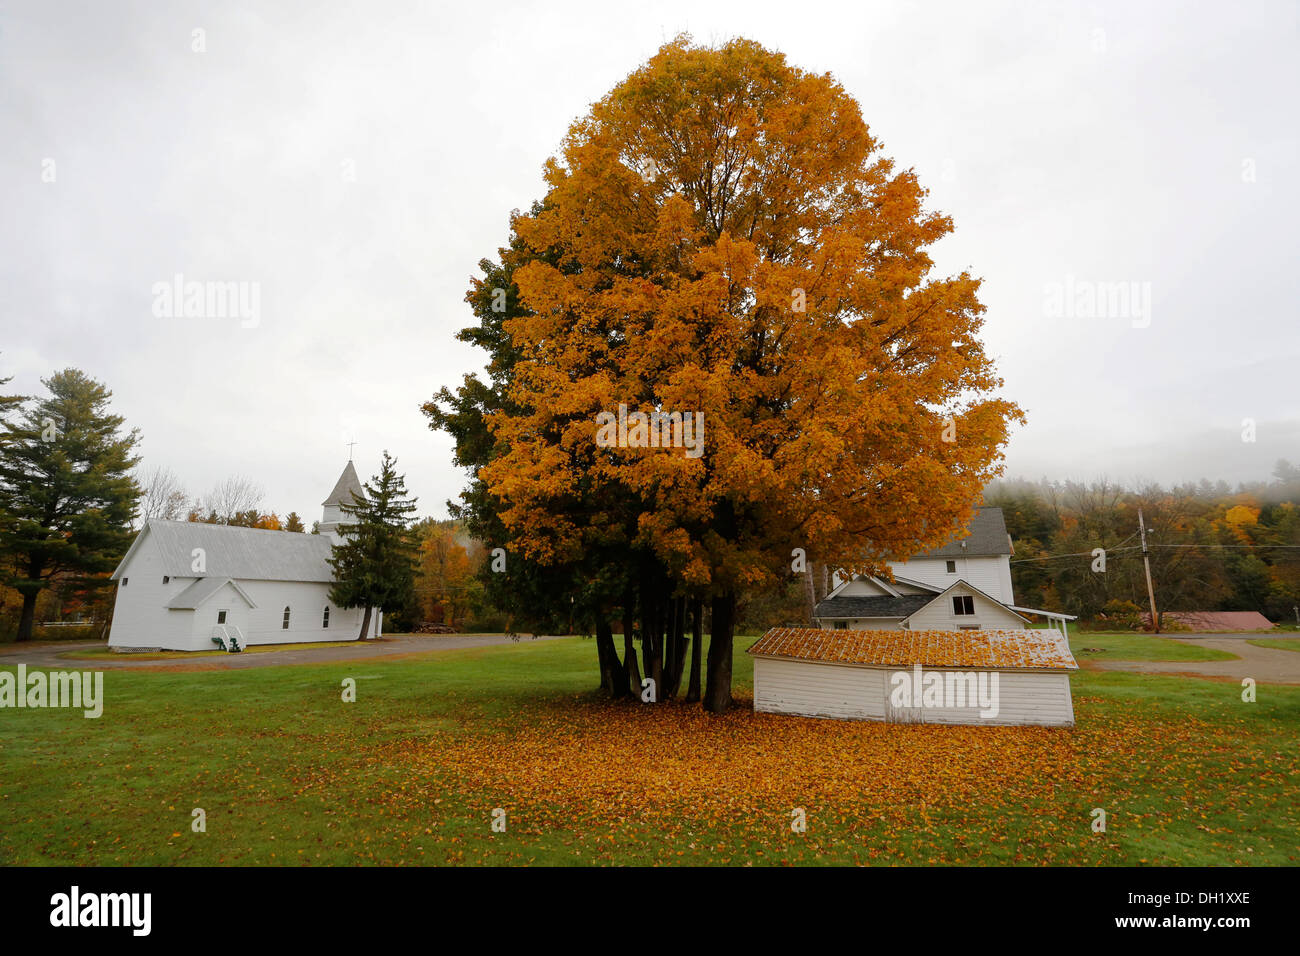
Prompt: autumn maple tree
<box><xmin>411</xmin><ymin>521</ymin><xmax>481</xmax><ymax>628</ymax></box>
<box><xmin>427</xmin><ymin>36</ymin><xmax>1022</xmax><ymax>712</ymax></box>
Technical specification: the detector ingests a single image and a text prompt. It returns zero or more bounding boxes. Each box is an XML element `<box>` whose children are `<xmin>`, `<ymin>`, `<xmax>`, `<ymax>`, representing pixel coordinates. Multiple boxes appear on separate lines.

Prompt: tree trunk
<box><xmin>595</xmin><ymin>618</ymin><xmax>612</xmax><ymax>691</ymax></box>
<box><xmin>622</xmin><ymin>589</ymin><xmax>640</xmax><ymax>698</ymax></box>
<box><xmin>640</xmin><ymin>585</ymin><xmax>657</xmax><ymax>681</ymax></box>
<box><xmin>627</xmin><ymin>641</ymin><xmax>643</xmax><ymax>698</ymax></box>
<box><xmin>804</xmin><ymin>565</ymin><xmax>816</xmax><ymax>624</ymax></box>
<box><xmin>685</xmin><ymin>597</ymin><xmax>703</xmax><ymax>703</ymax></box>
<box><xmin>595</xmin><ymin>618</ymin><xmax>625</xmax><ymax>696</ymax></box>
<box><xmin>16</xmin><ymin>590</ymin><xmax>38</xmax><ymax>643</ymax></box>
<box><xmin>358</xmin><ymin>604</ymin><xmax>372</xmax><ymax>641</ymax></box>
<box><xmin>640</xmin><ymin>585</ymin><xmax>663</xmax><ymax>702</ymax></box>
<box><xmin>703</xmin><ymin>591</ymin><xmax>735</xmax><ymax>713</ymax></box>
<box><xmin>662</xmin><ymin>596</ymin><xmax>677</xmax><ymax>699</ymax></box>
<box><xmin>668</xmin><ymin>597</ymin><xmax>687</xmax><ymax>698</ymax></box>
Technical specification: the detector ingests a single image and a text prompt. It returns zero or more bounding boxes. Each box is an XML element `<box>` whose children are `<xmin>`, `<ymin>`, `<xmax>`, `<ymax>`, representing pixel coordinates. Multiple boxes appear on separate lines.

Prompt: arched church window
<box><xmin>323</xmin><ymin>607</ymin><xmax>330</xmax><ymax>628</ymax></box>
<box><xmin>282</xmin><ymin>606</ymin><xmax>291</xmax><ymax>629</ymax></box>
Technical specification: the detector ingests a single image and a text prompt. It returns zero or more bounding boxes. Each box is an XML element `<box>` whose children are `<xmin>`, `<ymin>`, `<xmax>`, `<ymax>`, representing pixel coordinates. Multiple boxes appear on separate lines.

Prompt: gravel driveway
<box><xmin>0</xmin><ymin>632</ymin><xmax>568</xmax><ymax>671</ymax></box>
<box><xmin>1086</xmin><ymin>635</ymin><xmax>1300</xmax><ymax>684</ymax></box>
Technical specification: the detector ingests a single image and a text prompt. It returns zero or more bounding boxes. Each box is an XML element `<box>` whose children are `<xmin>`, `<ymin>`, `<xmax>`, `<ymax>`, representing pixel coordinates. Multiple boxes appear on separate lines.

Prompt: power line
<box><xmin>1149</xmin><ymin>546</ymin><xmax>1300</xmax><ymax>554</ymax></box>
<box><xmin>1010</xmin><ymin>546</ymin><xmax>1142</xmax><ymax>564</ymax></box>
<box><xmin>1011</xmin><ymin>543</ymin><xmax>1300</xmax><ymax>563</ymax></box>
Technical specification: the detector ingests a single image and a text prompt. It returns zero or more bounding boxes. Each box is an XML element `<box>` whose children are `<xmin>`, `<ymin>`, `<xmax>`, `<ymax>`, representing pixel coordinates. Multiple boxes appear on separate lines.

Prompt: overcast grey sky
<box><xmin>2</xmin><ymin>0</ymin><xmax>1297</xmax><ymax>521</ymax></box>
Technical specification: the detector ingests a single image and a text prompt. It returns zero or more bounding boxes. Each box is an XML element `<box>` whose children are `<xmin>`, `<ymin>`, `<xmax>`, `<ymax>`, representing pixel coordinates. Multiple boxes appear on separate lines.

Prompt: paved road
<box><xmin>1085</xmin><ymin>635</ymin><xmax>1300</xmax><ymax>684</ymax></box>
<box><xmin>0</xmin><ymin>633</ymin><xmax>568</xmax><ymax>671</ymax></box>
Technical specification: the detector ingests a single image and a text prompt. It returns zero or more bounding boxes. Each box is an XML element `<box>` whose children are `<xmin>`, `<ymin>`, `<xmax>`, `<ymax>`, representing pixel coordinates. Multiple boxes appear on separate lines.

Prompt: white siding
<box><xmin>754</xmin><ymin>658</ymin><xmax>1075</xmax><ymax>727</ymax></box>
<box><xmin>754</xmin><ymin>658</ymin><xmax>888</xmax><ymax>720</ymax></box>
<box><xmin>186</xmin><ymin>580</ymin><xmax>251</xmax><ymax>648</ymax></box>
<box><xmin>996</xmin><ymin>559</ymin><xmax>1015</xmax><ymax>605</ymax></box>
<box><xmin>109</xmin><ymin>564</ymin><xmax>382</xmax><ymax>650</ymax></box>
<box><xmin>188</xmin><ymin>579</ymin><xmax>380</xmax><ymax>649</ymax></box>
<box><xmin>107</xmin><ymin>538</ymin><xmax>199</xmax><ymax>651</ymax></box>
<box><xmin>904</xmin><ymin>584</ymin><xmax>1025</xmax><ymax>631</ymax></box>
<box><xmin>913</xmin><ymin>671</ymin><xmax>1074</xmax><ymax>726</ymax></box>
<box><xmin>889</xmin><ymin>556</ymin><xmax>1015</xmax><ymax>603</ymax></box>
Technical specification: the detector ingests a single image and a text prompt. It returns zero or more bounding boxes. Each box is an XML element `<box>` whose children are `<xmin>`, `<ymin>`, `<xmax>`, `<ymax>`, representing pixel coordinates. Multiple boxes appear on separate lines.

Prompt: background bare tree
<box><xmin>195</xmin><ymin>475</ymin><xmax>265</xmax><ymax>525</ymax></box>
<box><xmin>136</xmin><ymin>465</ymin><xmax>189</xmax><ymax>524</ymax></box>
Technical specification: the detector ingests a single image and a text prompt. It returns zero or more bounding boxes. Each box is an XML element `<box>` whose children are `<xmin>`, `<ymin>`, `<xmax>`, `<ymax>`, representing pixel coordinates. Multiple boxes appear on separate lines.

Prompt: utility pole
<box><xmin>1139</xmin><ymin>507</ymin><xmax>1159</xmax><ymax>633</ymax></box>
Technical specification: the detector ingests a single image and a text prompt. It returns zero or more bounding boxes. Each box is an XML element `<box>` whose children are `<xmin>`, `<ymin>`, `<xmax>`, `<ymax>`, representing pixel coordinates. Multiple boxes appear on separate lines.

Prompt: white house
<box><xmin>748</xmin><ymin>626</ymin><xmax>1079</xmax><ymax>727</ymax></box>
<box><xmin>813</xmin><ymin>507</ymin><xmax>1076</xmax><ymax>634</ymax></box>
<box><xmin>106</xmin><ymin>461</ymin><xmax>382</xmax><ymax>651</ymax></box>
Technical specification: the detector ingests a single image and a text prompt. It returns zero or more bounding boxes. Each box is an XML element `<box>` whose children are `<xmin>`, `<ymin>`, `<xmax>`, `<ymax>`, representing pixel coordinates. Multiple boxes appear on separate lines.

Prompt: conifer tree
<box><xmin>0</xmin><ymin>369</ymin><xmax>140</xmax><ymax>641</ymax></box>
<box><xmin>328</xmin><ymin>451</ymin><xmax>418</xmax><ymax>639</ymax></box>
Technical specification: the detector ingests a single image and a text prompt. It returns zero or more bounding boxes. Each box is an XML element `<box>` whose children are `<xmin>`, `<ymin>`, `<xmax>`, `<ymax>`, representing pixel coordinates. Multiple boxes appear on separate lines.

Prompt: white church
<box><xmin>107</xmin><ymin>461</ymin><xmax>383</xmax><ymax>652</ymax></box>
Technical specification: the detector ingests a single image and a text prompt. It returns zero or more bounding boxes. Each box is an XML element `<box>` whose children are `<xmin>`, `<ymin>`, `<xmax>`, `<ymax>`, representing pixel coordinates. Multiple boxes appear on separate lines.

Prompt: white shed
<box><xmin>748</xmin><ymin>627</ymin><xmax>1078</xmax><ymax>727</ymax></box>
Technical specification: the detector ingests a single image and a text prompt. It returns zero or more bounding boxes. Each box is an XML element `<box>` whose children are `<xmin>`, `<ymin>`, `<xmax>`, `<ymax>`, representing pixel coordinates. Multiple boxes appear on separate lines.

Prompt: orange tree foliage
<box><xmin>430</xmin><ymin>36</ymin><xmax>1022</xmax><ymax>712</ymax></box>
<box><xmin>411</xmin><ymin>521</ymin><xmax>480</xmax><ymax>629</ymax></box>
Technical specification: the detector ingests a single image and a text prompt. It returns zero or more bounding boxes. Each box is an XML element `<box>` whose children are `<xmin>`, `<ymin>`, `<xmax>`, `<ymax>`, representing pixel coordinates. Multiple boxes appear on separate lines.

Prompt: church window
<box><xmin>282</xmin><ymin>606</ymin><xmax>291</xmax><ymax>629</ymax></box>
<box><xmin>323</xmin><ymin>607</ymin><xmax>330</xmax><ymax>628</ymax></box>
<box><xmin>163</xmin><ymin>576</ymin><xmax>170</xmax><ymax>584</ymax></box>
<box><xmin>217</xmin><ymin>610</ymin><xmax>227</xmax><ymax>624</ymax></box>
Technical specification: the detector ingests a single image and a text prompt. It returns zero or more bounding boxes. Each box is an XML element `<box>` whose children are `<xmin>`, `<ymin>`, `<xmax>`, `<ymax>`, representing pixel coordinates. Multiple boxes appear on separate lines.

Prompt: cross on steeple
<box><xmin>346</xmin><ymin>440</ymin><xmax>357</xmax><ymax>461</ymax></box>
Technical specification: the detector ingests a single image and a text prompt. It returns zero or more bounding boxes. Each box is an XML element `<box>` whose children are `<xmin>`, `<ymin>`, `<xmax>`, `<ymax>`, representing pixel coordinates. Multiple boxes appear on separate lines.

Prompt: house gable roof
<box><xmin>890</xmin><ymin>574</ymin><xmax>942</xmax><ymax>593</ymax></box>
<box><xmin>813</xmin><ymin>593</ymin><xmax>933</xmax><ymax>620</ymax></box>
<box><xmin>816</xmin><ymin>579</ymin><xmax>1029</xmax><ymax>625</ymax></box>
<box><xmin>115</xmin><ymin>520</ymin><xmax>335</xmax><ymax>583</ymax></box>
<box><xmin>912</xmin><ymin>506</ymin><xmax>1013</xmax><ymax>558</ymax></box>
<box><xmin>748</xmin><ymin>627</ymin><xmax>1078</xmax><ymax>671</ymax></box>
<box><xmin>819</xmin><ymin>509</ymin><xmax>1014</xmax><ymax>601</ymax></box>
<box><xmin>916</xmin><ymin>579</ymin><xmax>1031</xmax><ymax>624</ymax></box>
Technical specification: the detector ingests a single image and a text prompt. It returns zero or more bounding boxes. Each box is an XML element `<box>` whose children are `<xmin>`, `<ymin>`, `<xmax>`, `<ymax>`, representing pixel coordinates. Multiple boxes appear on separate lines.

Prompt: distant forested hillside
<box><xmin>985</xmin><ymin>460</ymin><xmax>1300</xmax><ymax>624</ymax></box>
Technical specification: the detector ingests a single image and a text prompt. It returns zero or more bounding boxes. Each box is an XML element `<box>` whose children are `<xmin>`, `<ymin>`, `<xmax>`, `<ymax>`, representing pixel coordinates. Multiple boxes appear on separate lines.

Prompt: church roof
<box><xmin>166</xmin><ymin>576</ymin><xmax>257</xmax><ymax>609</ymax></box>
<box><xmin>114</xmin><ymin>520</ymin><xmax>335</xmax><ymax>583</ymax></box>
<box><xmin>322</xmin><ymin>460</ymin><xmax>364</xmax><ymax>507</ymax></box>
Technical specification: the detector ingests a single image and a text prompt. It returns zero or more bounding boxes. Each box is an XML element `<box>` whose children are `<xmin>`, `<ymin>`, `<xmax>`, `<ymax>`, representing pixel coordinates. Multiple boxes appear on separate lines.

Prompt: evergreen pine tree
<box><xmin>0</xmin><ymin>369</ymin><xmax>140</xmax><ymax>641</ymax></box>
<box><xmin>328</xmin><ymin>451</ymin><xmax>418</xmax><ymax>639</ymax></box>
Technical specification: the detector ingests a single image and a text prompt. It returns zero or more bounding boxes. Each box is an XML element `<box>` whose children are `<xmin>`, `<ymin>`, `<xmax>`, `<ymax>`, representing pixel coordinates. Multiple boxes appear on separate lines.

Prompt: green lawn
<box><xmin>1</xmin><ymin>635</ymin><xmax>1295</xmax><ymax>866</ymax></box>
<box><xmin>1067</xmin><ymin>632</ymin><xmax>1237</xmax><ymax>662</ymax></box>
<box><xmin>1247</xmin><ymin>637</ymin><xmax>1300</xmax><ymax>653</ymax></box>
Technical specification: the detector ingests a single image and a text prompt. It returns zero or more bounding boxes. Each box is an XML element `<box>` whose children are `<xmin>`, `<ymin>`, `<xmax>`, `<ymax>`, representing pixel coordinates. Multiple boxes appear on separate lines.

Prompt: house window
<box><xmin>163</xmin><ymin>576</ymin><xmax>170</xmax><ymax>584</ymax></box>
<box><xmin>959</xmin><ymin>624</ymin><xmax>980</xmax><ymax>630</ymax></box>
<box><xmin>834</xmin><ymin>621</ymin><xmax>848</xmax><ymax>630</ymax></box>
<box><xmin>282</xmin><ymin>606</ymin><xmax>291</xmax><ymax>629</ymax></box>
<box><xmin>217</xmin><ymin>610</ymin><xmax>227</xmax><ymax>624</ymax></box>
<box><xmin>323</xmin><ymin>607</ymin><xmax>330</xmax><ymax>628</ymax></box>
<box><xmin>945</xmin><ymin>560</ymin><xmax>956</xmax><ymax>573</ymax></box>
<box><xmin>122</xmin><ymin>578</ymin><xmax>128</xmax><ymax>587</ymax></box>
<box><xmin>953</xmin><ymin>595</ymin><xmax>974</xmax><ymax>615</ymax></box>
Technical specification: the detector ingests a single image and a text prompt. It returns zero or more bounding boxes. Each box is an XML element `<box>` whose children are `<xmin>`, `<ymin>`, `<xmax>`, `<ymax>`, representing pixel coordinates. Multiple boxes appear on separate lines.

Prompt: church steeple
<box><xmin>319</xmin><ymin>460</ymin><xmax>364</xmax><ymax>536</ymax></box>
